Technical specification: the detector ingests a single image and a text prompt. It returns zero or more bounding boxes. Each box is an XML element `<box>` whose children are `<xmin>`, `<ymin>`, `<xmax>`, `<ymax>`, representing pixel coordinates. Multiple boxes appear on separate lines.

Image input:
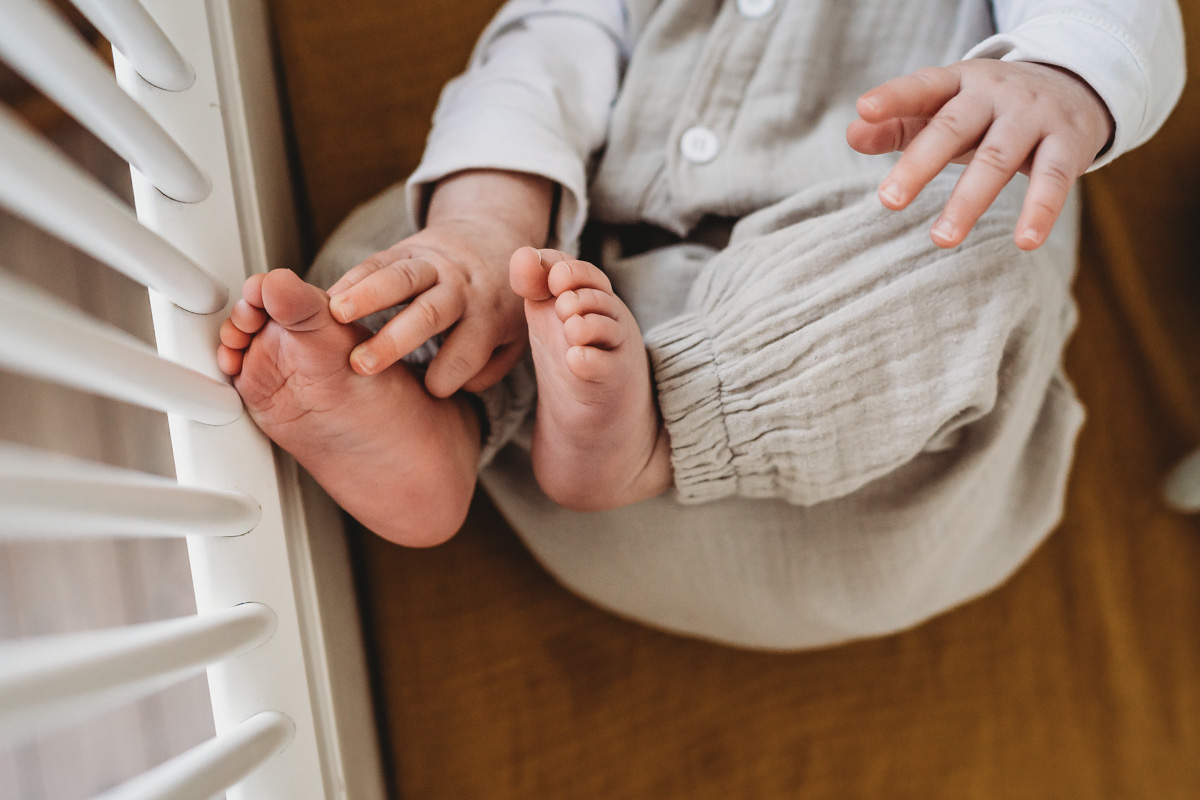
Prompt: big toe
<box><xmin>260</xmin><ymin>269</ymin><xmax>332</xmax><ymax>331</ymax></box>
<box><xmin>510</xmin><ymin>246</ymin><xmax>555</xmax><ymax>302</ymax></box>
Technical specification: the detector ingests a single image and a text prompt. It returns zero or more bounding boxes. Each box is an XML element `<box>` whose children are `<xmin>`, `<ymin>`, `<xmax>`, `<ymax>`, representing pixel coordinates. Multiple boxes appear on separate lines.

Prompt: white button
<box><xmin>680</xmin><ymin>126</ymin><xmax>721</xmax><ymax>164</ymax></box>
<box><xmin>737</xmin><ymin>0</ymin><xmax>775</xmax><ymax>18</ymax></box>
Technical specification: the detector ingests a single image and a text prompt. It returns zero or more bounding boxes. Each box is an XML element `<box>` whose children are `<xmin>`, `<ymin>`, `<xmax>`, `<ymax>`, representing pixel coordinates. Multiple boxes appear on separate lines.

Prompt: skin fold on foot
<box><xmin>217</xmin><ymin>268</ymin><xmax>480</xmax><ymax>547</ymax></box>
<box><xmin>509</xmin><ymin>247</ymin><xmax>672</xmax><ymax>511</ymax></box>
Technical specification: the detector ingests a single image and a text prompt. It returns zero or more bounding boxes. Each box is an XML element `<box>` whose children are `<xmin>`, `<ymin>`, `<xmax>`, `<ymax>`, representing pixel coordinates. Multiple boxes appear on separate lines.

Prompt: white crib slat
<box><xmin>0</xmin><ymin>0</ymin><xmax>210</xmax><ymax>203</ymax></box>
<box><xmin>0</xmin><ymin>604</ymin><xmax>276</xmax><ymax>746</ymax></box>
<box><xmin>0</xmin><ymin>107</ymin><xmax>226</xmax><ymax>315</ymax></box>
<box><xmin>68</xmin><ymin>0</ymin><xmax>195</xmax><ymax>92</ymax></box>
<box><xmin>93</xmin><ymin>711</ymin><xmax>294</xmax><ymax>800</ymax></box>
<box><xmin>0</xmin><ymin>444</ymin><xmax>260</xmax><ymax>541</ymax></box>
<box><xmin>0</xmin><ymin>269</ymin><xmax>242</xmax><ymax>425</ymax></box>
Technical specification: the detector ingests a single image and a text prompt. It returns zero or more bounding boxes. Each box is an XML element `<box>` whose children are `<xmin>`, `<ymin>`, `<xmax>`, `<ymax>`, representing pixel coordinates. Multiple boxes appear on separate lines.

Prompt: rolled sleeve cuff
<box><xmin>404</xmin><ymin>107</ymin><xmax>590</xmax><ymax>252</ymax></box>
<box><xmin>964</xmin><ymin>12</ymin><xmax>1150</xmax><ymax>171</ymax></box>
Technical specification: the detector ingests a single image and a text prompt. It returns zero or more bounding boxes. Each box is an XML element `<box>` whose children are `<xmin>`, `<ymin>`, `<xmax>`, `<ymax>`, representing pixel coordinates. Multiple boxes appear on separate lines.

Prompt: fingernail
<box><xmin>860</xmin><ymin>95</ymin><xmax>881</xmax><ymax>114</ymax></box>
<box><xmin>352</xmin><ymin>347</ymin><xmax>376</xmax><ymax>373</ymax></box>
<box><xmin>931</xmin><ymin>219</ymin><xmax>957</xmax><ymax>243</ymax></box>
<box><xmin>880</xmin><ymin>182</ymin><xmax>904</xmax><ymax>206</ymax></box>
<box><xmin>330</xmin><ymin>297</ymin><xmax>354</xmax><ymax>322</ymax></box>
<box><xmin>1019</xmin><ymin>227</ymin><xmax>1042</xmax><ymax>247</ymax></box>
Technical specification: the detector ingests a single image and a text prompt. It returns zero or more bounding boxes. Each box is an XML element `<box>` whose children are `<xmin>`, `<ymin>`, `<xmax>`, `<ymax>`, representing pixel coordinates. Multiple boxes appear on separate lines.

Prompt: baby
<box><xmin>217</xmin><ymin>0</ymin><xmax>1184</xmax><ymax>647</ymax></box>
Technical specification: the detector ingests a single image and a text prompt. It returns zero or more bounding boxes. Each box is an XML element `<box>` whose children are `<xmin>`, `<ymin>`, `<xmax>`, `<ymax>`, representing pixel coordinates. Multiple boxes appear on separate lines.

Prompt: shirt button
<box><xmin>737</xmin><ymin>0</ymin><xmax>775</xmax><ymax>18</ymax></box>
<box><xmin>680</xmin><ymin>126</ymin><xmax>721</xmax><ymax>164</ymax></box>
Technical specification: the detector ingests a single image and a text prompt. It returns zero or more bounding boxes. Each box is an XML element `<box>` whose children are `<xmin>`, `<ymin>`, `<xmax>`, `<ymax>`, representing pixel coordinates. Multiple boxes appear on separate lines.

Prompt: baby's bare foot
<box><xmin>217</xmin><ymin>269</ymin><xmax>480</xmax><ymax>546</ymax></box>
<box><xmin>509</xmin><ymin>247</ymin><xmax>671</xmax><ymax>510</ymax></box>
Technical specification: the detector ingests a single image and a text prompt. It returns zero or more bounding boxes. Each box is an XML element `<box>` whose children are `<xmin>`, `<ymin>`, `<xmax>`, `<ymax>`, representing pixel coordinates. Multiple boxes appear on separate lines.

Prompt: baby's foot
<box><xmin>509</xmin><ymin>247</ymin><xmax>672</xmax><ymax>510</ymax></box>
<box><xmin>217</xmin><ymin>269</ymin><xmax>480</xmax><ymax>546</ymax></box>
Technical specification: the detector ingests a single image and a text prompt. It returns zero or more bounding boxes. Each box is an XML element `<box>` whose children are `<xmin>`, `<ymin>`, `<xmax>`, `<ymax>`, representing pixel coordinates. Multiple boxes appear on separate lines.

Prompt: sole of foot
<box><xmin>218</xmin><ymin>269</ymin><xmax>481</xmax><ymax>547</ymax></box>
<box><xmin>509</xmin><ymin>247</ymin><xmax>672</xmax><ymax>511</ymax></box>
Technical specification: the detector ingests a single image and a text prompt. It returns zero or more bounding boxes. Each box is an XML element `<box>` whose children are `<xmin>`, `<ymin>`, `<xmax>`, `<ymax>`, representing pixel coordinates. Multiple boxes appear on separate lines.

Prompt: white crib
<box><xmin>0</xmin><ymin>1</ymin><xmax>385</xmax><ymax>797</ymax></box>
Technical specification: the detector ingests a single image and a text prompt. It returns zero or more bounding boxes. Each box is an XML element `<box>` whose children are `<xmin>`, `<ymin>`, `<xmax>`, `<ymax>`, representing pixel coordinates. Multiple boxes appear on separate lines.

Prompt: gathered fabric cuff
<box><xmin>645</xmin><ymin>313</ymin><xmax>739</xmax><ymax>504</ymax></box>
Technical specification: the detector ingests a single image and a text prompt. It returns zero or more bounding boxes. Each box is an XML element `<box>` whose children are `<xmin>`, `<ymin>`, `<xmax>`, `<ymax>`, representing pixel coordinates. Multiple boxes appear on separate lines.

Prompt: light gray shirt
<box><xmin>408</xmin><ymin>0</ymin><xmax>1184</xmax><ymax>246</ymax></box>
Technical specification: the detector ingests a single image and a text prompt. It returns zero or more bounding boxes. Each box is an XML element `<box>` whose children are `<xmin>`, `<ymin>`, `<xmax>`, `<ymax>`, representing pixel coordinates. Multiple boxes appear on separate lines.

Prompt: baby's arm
<box><xmin>847</xmin><ymin>0</ymin><xmax>1185</xmax><ymax>250</ymax></box>
<box><xmin>327</xmin><ymin>0</ymin><xmax>628</xmax><ymax>398</ymax></box>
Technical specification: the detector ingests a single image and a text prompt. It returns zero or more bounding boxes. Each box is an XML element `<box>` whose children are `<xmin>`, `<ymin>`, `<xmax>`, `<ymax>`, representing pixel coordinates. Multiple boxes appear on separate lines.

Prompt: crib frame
<box><xmin>0</xmin><ymin>1</ymin><xmax>385</xmax><ymax>797</ymax></box>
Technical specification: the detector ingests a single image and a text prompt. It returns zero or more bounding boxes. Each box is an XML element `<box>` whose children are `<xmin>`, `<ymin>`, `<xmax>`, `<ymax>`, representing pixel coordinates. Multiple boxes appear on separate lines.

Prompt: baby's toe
<box><xmin>547</xmin><ymin>258</ymin><xmax>612</xmax><ymax>297</ymax></box>
<box><xmin>510</xmin><ymin>246</ymin><xmax>554</xmax><ymax>301</ymax></box>
<box><xmin>220</xmin><ymin>317</ymin><xmax>252</xmax><ymax>350</ymax></box>
<box><xmin>555</xmin><ymin>287</ymin><xmax>620</xmax><ymax>323</ymax></box>
<box><xmin>216</xmin><ymin>343</ymin><xmax>244</xmax><ymax>376</ymax></box>
<box><xmin>260</xmin><ymin>269</ymin><xmax>330</xmax><ymax>330</ymax></box>
<box><xmin>563</xmin><ymin>313</ymin><xmax>624</xmax><ymax>351</ymax></box>
<box><xmin>241</xmin><ymin>273</ymin><xmax>268</xmax><ymax>309</ymax></box>
<box><xmin>564</xmin><ymin>344</ymin><xmax>620</xmax><ymax>383</ymax></box>
<box><xmin>229</xmin><ymin>299</ymin><xmax>268</xmax><ymax>335</ymax></box>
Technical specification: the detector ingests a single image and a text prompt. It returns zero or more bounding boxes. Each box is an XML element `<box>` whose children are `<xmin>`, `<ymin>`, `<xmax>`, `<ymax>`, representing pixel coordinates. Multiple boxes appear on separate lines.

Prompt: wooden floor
<box><xmin>271</xmin><ymin>1</ymin><xmax>1200</xmax><ymax>796</ymax></box>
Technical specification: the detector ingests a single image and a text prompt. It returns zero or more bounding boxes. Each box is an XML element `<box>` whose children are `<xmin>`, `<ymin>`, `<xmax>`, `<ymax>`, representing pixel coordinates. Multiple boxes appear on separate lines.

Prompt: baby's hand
<box><xmin>326</xmin><ymin>219</ymin><xmax>528</xmax><ymax>398</ymax></box>
<box><xmin>847</xmin><ymin>59</ymin><xmax>1114</xmax><ymax>250</ymax></box>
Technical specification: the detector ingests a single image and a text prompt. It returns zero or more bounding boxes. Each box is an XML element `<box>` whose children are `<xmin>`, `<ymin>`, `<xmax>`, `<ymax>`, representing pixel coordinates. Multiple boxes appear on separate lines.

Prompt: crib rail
<box><xmin>95</xmin><ymin>711</ymin><xmax>293</xmax><ymax>800</ymax></box>
<box><xmin>0</xmin><ymin>0</ymin><xmax>383</xmax><ymax>797</ymax></box>
<box><xmin>0</xmin><ymin>106</ymin><xmax>225</xmax><ymax>313</ymax></box>
<box><xmin>0</xmin><ymin>604</ymin><xmax>275</xmax><ymax>744</ymax></box>
<box><xmin>0</xmin><ymin>0</ymin><xmax>211</xmax><ymax>203</ymax></box>
<box><xmin>0</xmin><ymin>269</ymin><xmax>240</xmax><ymax>423</ymax></box>
<box><xmin>0</xmin><ymin>445</ymin><xmax>260</xmax><ymax>540</ymax></box>
<box><xmin>67</xmin><ymin>0</ymin><xmax>195</xmax><ymax>92</ymax></box>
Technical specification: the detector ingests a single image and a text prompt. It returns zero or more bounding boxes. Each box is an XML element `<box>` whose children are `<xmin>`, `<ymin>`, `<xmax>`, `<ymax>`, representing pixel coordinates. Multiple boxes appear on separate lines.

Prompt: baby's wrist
<box><xmin>1029</xmin><ymin>62</ymin><xmax>1115</xmax><ymax>157</ymax></box>
<box><xmin>427</xmin><ymin>169</ymin><xmax>555</xmax><ymax>249</ymax></box>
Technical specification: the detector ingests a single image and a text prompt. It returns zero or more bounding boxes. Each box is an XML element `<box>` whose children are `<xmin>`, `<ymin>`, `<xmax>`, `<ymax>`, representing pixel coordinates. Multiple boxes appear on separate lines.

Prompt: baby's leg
<box><xmin>217</xmin><ymin>268</ymin><xmax>480</xmax><ymax>546</ymax></box>
<box><xmin>509</xmin><ymin>247</ymin><xmax>672</xmax><ymax>510</ymax></box>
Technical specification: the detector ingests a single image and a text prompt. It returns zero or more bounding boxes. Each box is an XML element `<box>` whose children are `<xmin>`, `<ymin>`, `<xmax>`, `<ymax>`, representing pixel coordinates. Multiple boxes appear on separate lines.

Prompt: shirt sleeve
<box><xmin>405</xmin><ymin>0</ymin><xmax>630</xmax><ymax>250</ymax></box>
<box><xmin>964</xmin><ymin>0</ymin><xmax>1186</xmax><ymax>170</ymax></box>
<box><xmin>642</xmin><ymin>174</ymin><xmax>1077</xmax><ymax>506</ymax></box>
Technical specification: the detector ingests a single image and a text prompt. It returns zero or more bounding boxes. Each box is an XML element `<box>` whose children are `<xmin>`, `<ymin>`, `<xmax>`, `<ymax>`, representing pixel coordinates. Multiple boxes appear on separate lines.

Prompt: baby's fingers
<box><xmin>857</xmin><ymin>67</ymin><xmax>962</xmax><ymax>122</ymax></box>
<box><xmin>462</xmin><ymin>340</ymin><xmax>527</xmax><ymax>394</ymax></box>
<box><xmin>1014</xmin><ymin>135</ymin><xmax>1080</xmax><ymax>250</ymax></box>
<box><xmin>846</xmin><ymin>116</ymin><xmax>930</xmax><ymax>156</ymax></box>
<box><xmin>878</xmin><ymin>96</ymin><xmax>993</xmax><ymax>210</ymax></box>
<box><xmin>349</xmin><ymin>284</ymin><xmax>466</xmax><ymax>376</ymax></box>
<box><xmin>929</xmin><ymin>121</ymin><xmax>1040</xmax><ymax>247</ymax></box>
<box><xmin>329</xmin><ymin>258</ymin><xmax>439</xmax><ymax>324</ymax></box>
<box><xmin>326</xmin><ymin>260</ymin><xmax>374</xmax><ymax>297</ymax></box>
<box><xmin>424</xmin><ymin>319</ymin><xmax>506</xmax><ymax>398</ymax></box>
